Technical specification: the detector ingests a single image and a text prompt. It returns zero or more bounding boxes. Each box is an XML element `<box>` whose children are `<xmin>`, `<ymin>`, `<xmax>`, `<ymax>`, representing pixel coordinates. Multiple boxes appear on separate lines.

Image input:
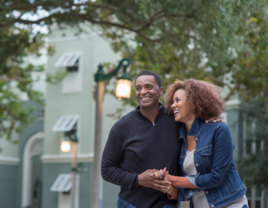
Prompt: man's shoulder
<box><xmin>112</xmin><ymin>110</ymin><xmax>137</xmax><ymax>128</ymax></box>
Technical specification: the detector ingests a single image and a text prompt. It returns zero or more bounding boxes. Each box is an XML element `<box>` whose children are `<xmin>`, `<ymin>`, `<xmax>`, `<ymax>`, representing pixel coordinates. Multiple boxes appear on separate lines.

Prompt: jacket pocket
<box><xmin>200</xmin><ymin>147</ymin><xmax>213</xmax><ymax>170</ymax></box>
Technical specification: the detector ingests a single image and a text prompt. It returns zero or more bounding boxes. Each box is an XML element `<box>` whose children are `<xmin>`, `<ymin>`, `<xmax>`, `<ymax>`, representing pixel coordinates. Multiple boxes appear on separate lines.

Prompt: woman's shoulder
<box><xmin>203</xmin><ymin>121</ymin><xmax>231</xmax><ymax>134</ymax></box>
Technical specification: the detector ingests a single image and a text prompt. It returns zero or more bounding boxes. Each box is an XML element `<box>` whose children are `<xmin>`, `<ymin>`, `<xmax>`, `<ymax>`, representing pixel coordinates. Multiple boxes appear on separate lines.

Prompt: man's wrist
<box><xmin>138</xmin><ymin>174</ymin><xmax>143</xmax><ymax>186</ymax></box>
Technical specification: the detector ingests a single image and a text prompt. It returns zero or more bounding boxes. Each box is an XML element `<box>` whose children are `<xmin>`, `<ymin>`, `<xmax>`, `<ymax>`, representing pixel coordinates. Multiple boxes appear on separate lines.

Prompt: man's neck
<box><xmin>140</xmin><ymin>104</ymin><xmax>159</xmax><ymax>123</ymax></box>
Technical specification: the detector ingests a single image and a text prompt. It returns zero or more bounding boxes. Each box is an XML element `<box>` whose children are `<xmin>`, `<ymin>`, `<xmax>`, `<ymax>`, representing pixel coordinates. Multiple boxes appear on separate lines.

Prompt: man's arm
<box><xmin>101</xmin><ymin>128</ymin><xmax>171</xmax><ymax>191</ymax></box>
<box><xmin>101</xmin><ymin>129</ymin><xmax>139</xmax><ymax>189</ymax></box>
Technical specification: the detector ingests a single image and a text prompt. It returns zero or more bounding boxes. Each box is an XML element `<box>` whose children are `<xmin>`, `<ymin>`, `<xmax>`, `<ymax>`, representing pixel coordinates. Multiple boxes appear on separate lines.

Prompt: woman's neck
<box><xmin>185</xmin><ymin>115</ymin><xmax>196</xmax><ymax>132</ymax></box>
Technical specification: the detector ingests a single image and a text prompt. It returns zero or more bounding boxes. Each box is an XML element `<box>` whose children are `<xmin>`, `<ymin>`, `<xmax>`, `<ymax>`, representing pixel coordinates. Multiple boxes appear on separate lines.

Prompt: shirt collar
<box><xmin>135</xmin><ymin>102</ymin><xmax>164</xmax><ymax>111</ymax></box>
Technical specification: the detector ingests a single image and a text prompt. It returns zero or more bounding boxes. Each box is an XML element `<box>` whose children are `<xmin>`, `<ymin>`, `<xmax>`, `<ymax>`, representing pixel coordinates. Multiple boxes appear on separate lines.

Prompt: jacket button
<box><xmin>195</xmin><ymin>163</ymin><xmax>199</xmax><ymax>166</ymax></box>
<box><xmin>211</xmin><ymin>205</ymin><xmax>214</xmax><ymax>208</ymax></box>
<box><xmin>206</xmin><ymin>191</ymin><xmax>209</xmax><ymax>194</ymax></box>
<box><xmin>195</xmin><ymin>138</ymin><xmax>198</xmax><ymax>141</ymax></box>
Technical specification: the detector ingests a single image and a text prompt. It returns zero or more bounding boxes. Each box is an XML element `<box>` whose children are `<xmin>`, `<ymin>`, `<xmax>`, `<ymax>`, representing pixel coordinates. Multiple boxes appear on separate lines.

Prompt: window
<box><xmin>55</xmin><ymin>52</ymin><xmax>81</xmax><ymax>72</ymax></box>
<box><xmin>37</xmin><ymin>109</ymin><xmax>44</xmax><ymax>121</ymax></box>
<box><xmin>52</xmin><ymin>115</ymin><xmax>79</xmax><ymax>132</ymax></box>
<box><xmin>50</xmin><ymin>174</ymin><xmax>72</xmax><ymax>192</ymax></box>
<box><xmin>54</xmin><ymin>52</ymin><xmax>83</xmax><ymax>93</ymax></box>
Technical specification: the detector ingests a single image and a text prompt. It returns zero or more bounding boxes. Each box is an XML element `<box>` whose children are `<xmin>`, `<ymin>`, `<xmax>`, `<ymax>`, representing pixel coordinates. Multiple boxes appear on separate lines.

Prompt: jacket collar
<box><xmin>135</xmin><ymin>102</ymin><xmax>164</xmax><ymax>112</ymax></box>
<box><xmin>179</xmin><ymin>117</ymin><xmax>205</xmax><ymax>139</ymax></box>
<box><xmin>135</xmin><ymin>102</ymin><xmax>164</xmax><ymax>119</ymax></box>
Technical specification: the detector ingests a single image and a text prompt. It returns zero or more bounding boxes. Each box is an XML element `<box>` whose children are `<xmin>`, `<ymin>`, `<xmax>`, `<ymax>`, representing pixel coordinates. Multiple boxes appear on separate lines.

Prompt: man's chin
<box><xmin>140</xmin><ymin>102</ymin><xmax>158</xmax><ymax>109</ymax></box>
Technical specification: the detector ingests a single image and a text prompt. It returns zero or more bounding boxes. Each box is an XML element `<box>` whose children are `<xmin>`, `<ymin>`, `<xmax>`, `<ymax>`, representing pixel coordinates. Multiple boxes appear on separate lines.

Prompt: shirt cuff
<box><xmin>185</xmin><ymin>174</ymin><xmax>199</xmax><ymax>187</ymax></box>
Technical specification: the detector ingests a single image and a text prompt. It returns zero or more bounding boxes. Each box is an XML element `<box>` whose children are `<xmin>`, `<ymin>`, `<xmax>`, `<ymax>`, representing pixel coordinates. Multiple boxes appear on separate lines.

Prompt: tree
<box><xmin>239</xmin><ymin>100</ymin><xmax>268</xmax><ymax>191</ymax></box>
<box><xmin>1</xmin><ymin>1</ymin><xmax>268</xmax><ymax>151</ymax></box>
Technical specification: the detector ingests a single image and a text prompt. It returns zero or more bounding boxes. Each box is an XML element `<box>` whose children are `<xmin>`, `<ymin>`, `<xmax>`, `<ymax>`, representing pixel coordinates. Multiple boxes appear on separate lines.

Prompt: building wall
<box><xmin>18</xmin><ymin>101</ymin><xmax>44</xmax><ymax>208</ymax></box>
<box><xmin>225</xmin><ymin>102</ymin><xmax>268</xmax><ymax>208</ymax></box>
<box><xmin>42</xmin><ymin>162</ymin><xmax>120</xmax><ymax>208</ymax></box>
<box><xmin>0</xmin><ymin>100</ymin><xmax>44</xmax><ymax>208</ymax></box>
<box><xmin>42</xmin><ymin>25</ymin><xmax>132</xmax><ymax>208</ymax></box>
<box><xmin>0</xmin><ymin>165</ymin><xmax>18</xmax><ymax>208</ymax></box>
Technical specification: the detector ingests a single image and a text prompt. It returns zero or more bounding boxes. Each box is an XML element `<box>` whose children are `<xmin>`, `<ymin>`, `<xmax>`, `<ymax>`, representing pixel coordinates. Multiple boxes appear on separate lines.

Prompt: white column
<box><xmin>92</xmin><ymin>81</ymin><xmax>104</xmax><ymax>208</ymax></box>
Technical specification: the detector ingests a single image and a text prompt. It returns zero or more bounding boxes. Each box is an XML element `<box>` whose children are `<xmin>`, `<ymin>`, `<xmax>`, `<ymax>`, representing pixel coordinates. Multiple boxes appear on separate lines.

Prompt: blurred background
<box><xmin>0</xmin><ymin>1</ymin><xmax>268</xmax><ymax>208</ymax></box>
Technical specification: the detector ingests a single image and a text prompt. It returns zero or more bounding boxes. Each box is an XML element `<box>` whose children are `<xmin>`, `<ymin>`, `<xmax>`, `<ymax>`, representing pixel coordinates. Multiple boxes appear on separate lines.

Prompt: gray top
<box><xmin>183</xmin><ymin>148</ymin><xmax>248</xmax><ymax>208</ymax></box>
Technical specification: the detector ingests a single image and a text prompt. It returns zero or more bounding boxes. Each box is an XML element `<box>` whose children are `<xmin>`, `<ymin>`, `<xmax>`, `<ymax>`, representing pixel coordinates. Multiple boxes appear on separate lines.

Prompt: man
<box><xmin>101</xmin><ymin>71</ymin><xmax>219</xmax><ymax>208</ymax></box>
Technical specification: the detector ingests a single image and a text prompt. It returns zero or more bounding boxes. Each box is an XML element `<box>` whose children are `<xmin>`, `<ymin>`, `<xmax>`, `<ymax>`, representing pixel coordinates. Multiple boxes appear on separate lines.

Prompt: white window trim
<box><xmin>52</xmin><ymin>115</ymin><xmax>79</xmax><ymax>132</ymax></box>
<box><xmin>55</xmin><ymin>52</ymin><xmax>81</xmax><ymax>68</ymax></box>
<box><xmin>50</xmin><ymin>174</ymin><xmax>72</xmax><ymax>192</ymax></box>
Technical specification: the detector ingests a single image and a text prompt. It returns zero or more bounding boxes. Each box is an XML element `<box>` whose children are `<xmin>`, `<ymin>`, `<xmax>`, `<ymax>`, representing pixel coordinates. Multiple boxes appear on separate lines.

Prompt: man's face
<box><xmin>135</xmin><ymin>75</ymin><xmax>163</xmax><ymax>109</ymax></box>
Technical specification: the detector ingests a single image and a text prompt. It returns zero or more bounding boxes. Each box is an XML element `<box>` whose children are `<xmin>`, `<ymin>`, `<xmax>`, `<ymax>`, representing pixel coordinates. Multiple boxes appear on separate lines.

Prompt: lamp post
<box><xmin>93</xmin><ymin>58</ymin><xmax>131</xmax><ymax>208</ymax></box>
<box><xmin>60</xmin><ymin>131</ymin><xmax>78</xmax><ymax>208</ymax></box>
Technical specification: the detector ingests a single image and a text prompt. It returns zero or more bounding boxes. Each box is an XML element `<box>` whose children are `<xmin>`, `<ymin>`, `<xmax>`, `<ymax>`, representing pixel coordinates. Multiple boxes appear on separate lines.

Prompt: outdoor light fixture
<box><xmin>95</xmin><ymin>58</ymin><xmax>131</xmax><ymax>100</ymax></box>
<box><xmin>52</xmin><ymin>117</ymin><xmax>79</xmax><ymax>208</ymax></box>
<box><xmin>61</xmin><ymin>140</ymin><xmax>71</xmax><ymax>153</ymax></box>
<box><xmin>93</xmin><ymin>58</ymin><xmax>131</xmax><ymax>208</ymax></box>
<box><xmin>116</xmin><ymin>72</ymin><xmax>132</xmax><ymax>100</ymax></box>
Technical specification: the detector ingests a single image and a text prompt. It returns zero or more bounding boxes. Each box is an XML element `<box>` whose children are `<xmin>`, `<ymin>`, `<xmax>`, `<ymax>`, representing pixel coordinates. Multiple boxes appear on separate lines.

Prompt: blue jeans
<box><xmin>117</xmin><ymin>198</ymin><xmax>177</xmax><ymax>208</ymax></box>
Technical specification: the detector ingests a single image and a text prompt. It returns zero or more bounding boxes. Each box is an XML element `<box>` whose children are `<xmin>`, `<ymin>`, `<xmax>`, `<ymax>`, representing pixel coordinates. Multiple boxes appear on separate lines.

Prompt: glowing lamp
<box><xmin>116</xmin><ymin>72</ymin><xmax>132</xmax><ymax>100</ymax></box>
<box><xmin>61</xmin><ymin>140</ymin><xmax>71</xmax><ymax>153</ymax></box>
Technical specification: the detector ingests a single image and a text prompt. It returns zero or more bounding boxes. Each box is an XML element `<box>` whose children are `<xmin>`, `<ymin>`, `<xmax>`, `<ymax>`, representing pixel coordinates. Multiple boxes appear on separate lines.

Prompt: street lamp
<box><xmin>116</xmin><ymin>71</ymin><xmax>132</xmax><ymax>100</ymax></box>
<box><xmin>93</xmin><ymin>58</ymin><xmax>131</xmax><ymax>208</ymax></box>
<box><xmin>60</xmin><ymin>140</ymin><xmax>71</xmax><ymax>152</ymax></box>
<box><xmin>60</xmin><ymin>131</ymin><xmax>78</xmax><ymax>208</ymax></box>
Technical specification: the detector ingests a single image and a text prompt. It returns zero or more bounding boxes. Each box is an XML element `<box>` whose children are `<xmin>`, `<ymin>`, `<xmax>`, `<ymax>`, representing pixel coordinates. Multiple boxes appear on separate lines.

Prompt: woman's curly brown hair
<box><xmin>164</xmin><ymin>79</ymin><xmax>225</xmax><ymax>120</ymax></box>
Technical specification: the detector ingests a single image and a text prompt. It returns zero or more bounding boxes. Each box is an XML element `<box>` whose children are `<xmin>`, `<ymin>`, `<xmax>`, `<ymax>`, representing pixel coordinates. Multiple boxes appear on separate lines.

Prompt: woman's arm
<box><xmin>152</xmin><ymin>168</ymin><xmax>198</xmax><ymax>198</ymax></box>
<box><xmin>189</xmin><ymin>124</ymin><xmax>233</xmax><ymax>189</ymax></box>
<box><xmin>169</xmin><ymin>175</ymin><xmax>198</xmax><ymax>189</ymax></box>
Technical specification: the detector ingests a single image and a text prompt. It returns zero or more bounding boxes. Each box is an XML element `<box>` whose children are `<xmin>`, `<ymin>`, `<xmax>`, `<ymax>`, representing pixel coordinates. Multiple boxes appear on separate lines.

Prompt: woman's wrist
<box><xmin>166</xmin><ymin>185</ymin><xmax>173</xmax><ymax>195</ymax></box>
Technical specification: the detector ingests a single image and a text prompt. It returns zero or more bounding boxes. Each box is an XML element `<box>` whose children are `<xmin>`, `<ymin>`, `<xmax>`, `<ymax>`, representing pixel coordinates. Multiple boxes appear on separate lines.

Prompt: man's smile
<box><xmin>140</xmin><ymin>96</ymin><xmax>151</xmax><ymax>101</ymax></box>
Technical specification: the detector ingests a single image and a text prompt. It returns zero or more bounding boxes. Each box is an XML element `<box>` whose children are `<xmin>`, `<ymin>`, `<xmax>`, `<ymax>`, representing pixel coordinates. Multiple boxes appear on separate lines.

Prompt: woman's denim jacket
<box><xmin>176</xmin><ymin>118</ymin><xmax>246</xmax><ymax>208</ymax></box>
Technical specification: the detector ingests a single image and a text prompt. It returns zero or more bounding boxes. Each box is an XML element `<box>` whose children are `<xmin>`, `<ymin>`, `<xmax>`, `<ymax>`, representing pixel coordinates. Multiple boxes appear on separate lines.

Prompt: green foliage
<box><xmin>0</xmin><ymin>25</ymin><xmax>45</xmax><ymax>144</ymax></box>
<box><xmin>102</xmin><ymin>0</ymin><xmax>268</xmax><ymax>107</ymax></box>
<box><xmin>1</xmin><ymin>1</ymin><xmax>268</xmax><ymax>187</ymax></box>
<box><xmin>239</xmin><ymin>100</ymin><xmax>268</xmax><ymax>190</ymax></box>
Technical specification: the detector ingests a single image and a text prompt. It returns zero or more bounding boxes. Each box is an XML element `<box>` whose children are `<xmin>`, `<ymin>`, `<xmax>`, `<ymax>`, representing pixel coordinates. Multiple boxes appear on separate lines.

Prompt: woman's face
<box><xmin>171</xmin><ymin>89</ymin><xmax>191</xmax><ymax>123</ymax></box>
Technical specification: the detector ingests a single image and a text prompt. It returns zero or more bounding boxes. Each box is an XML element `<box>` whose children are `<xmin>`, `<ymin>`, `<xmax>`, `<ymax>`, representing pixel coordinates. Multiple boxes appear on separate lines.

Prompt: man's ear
<box><xmin>159</xmin><ymin>87</ymin><xmax>163</xmax><ymax>95</ymax></box>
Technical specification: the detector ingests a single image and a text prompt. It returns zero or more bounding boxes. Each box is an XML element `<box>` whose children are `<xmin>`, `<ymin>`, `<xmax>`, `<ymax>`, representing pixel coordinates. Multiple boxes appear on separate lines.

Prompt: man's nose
<box><xmin>140</xmin><ymin>87</ymin><xmax>147</xmax><ymax>94</ymax></box>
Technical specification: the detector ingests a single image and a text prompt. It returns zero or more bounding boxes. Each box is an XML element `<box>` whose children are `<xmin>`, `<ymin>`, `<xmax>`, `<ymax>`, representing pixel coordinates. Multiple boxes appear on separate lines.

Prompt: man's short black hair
<box><xmin>135</xmin><ymin>70</ymin><xmax>162</xmax><ymax>88</ymax></box>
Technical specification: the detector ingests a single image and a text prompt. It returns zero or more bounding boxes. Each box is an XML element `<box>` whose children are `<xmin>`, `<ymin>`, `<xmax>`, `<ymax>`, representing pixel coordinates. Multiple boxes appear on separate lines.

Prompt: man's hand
<box><xmin>152</xmin><ymin>168</ymin><xmax>174</xmax><ymax>195</ymax></box>
<box><xmin>138</xmin><ymin>169</ymin><xmax>171</xmax><ymax>192</ymax></box>
<box><xmin>205</xmin><ymin>117</ymin><xmax>225</xmax><ymax>123</ymax></box>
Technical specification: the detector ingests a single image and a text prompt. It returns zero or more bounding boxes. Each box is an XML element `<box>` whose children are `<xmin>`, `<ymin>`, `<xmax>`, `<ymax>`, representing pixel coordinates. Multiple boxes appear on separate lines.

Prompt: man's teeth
<box><xmin>174</xmin><ymin>111</ymin><xmax>180</xmax><ymax>113</ymax></box>
<box><xmin>141</xmin><ymin>97</ymin><xmax>150</xmax><ymax>100</ymax></box>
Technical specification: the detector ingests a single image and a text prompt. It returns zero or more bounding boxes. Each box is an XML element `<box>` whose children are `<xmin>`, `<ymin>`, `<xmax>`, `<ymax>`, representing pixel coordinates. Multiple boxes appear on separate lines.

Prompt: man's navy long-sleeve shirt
<box><xmin>101</xmin><ymin>104</ymin><xmax>182</xmax><ymax>208</ymax></box>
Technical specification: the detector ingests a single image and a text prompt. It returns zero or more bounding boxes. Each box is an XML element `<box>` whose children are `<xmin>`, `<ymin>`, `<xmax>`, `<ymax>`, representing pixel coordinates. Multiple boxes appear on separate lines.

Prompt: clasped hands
<box><xmin>138</xmin><ymin>167</ymin><xmax>173</xmax><ymax>195</ymax></box>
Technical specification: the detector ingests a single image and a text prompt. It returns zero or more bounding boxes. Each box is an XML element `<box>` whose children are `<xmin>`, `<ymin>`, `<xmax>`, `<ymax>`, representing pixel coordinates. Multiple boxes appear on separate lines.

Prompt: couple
<box><xmin>101</xmin><ymin>70</ymin><xmax>248</xmax><ymax>208</ymax></box>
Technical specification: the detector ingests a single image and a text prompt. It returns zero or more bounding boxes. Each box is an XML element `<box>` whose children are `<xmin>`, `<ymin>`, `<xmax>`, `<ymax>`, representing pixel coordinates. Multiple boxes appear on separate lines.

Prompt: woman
<box><xmin>153</xmin><ymin>79</ymin><xmax>248</xmax><ymax>208</ymax></box>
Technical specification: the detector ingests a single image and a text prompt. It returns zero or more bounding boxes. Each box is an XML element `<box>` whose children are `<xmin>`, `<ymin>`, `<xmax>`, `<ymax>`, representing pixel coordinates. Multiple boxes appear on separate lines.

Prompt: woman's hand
<box><xmin>138</xmin><ymin>169</ymin><xmax>171</xmax><ymax>192</ymax></box>
<box><xmin>151</xmin><ymin>168</ymin><xmax>174</xmax><ymax>195</ymax></box>
<box><xmin>205</xmin><ymin>117</ymin><xmax>225</xmax><ymax>123</ymax></box>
